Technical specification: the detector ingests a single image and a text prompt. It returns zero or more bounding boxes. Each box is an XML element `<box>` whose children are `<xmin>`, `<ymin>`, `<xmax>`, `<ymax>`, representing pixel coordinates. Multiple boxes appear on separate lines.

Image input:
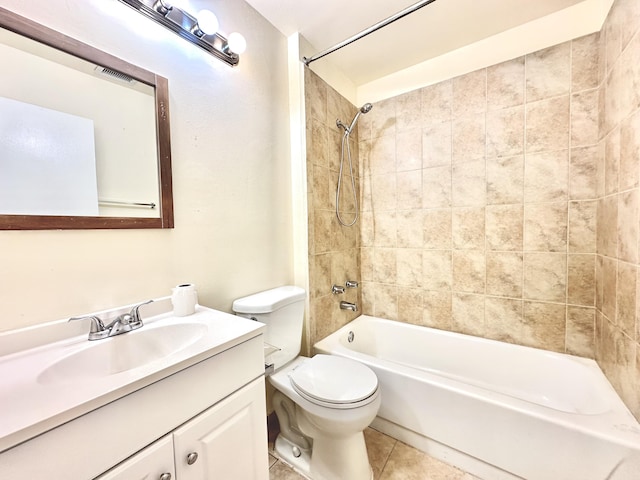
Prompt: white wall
<box><xmin>0</xmin><ymin>0</ymin><xmax>293</xmax><ymax>331</ymax></box>
<box><xmin>357</xmin><ymin>0</ymin><xmax>614</xmax><ymax>104</ymax></box>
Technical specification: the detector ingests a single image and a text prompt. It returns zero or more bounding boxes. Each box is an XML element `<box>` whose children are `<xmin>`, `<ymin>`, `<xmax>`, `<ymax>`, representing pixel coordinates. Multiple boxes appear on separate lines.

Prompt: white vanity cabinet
<box><xmin>0</xmin><ymin>305</ymin><xmax>269</xmax><ymax>480</ymax></box>
<box><xmin>97</xmin><ymin>377</ymin><xmax>268</xmax><ymax>480</ymax></box>
<box><xmin>173</xmin><ymin>377</ymin><xmax>268</xmax><ymax>480</ymax></box>
<box><xmin>96</xmin><ymin>436</ymin><xmax>176</xmax><ymax>480</ymax></box>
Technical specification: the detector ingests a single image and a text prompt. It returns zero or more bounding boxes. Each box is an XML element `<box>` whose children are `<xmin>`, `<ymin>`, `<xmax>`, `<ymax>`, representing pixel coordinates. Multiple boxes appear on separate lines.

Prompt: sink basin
<box><xmin>37</xmin><ymin>323</ymin><xmax>208</xmax><ymax>384</ymax></box>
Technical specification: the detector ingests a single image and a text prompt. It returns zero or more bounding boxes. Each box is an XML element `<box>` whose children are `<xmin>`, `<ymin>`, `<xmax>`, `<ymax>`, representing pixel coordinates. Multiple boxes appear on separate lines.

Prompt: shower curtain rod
<box><xmin>302</xmin><ymin>0</ymin><xmax>438</xmax><ymax>66</ymax></box>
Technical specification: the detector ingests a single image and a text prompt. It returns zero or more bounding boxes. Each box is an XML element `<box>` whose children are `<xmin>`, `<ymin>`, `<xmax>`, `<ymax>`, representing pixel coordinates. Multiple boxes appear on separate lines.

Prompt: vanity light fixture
<box><xmin>117</xmin><ymin>0</ymin><xmax>246</xmax><ymax>66</ymax></box>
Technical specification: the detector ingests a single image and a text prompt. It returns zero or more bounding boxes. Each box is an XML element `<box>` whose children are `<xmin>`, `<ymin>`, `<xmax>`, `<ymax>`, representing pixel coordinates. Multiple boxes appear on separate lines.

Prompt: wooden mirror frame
<box><xmin>0</xmin><ymin>7</ymin><xmax>174</xmax><ymax>229</ymax></box>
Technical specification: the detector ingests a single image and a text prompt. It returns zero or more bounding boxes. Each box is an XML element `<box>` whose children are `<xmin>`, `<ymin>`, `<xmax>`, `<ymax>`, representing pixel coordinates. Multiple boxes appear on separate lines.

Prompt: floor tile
<box><xmin>269</xmin><ymin>460</ymin><xmax>307</xmax><ymax>480</ymax></box>
<box><xmin>379</xmin><ymin>441</ymin><xmax>479</xmax><ymax>480</ymax></box>
<box><xmin>269</xmin><ymin>427</ymin><xmax>480</xmax><ymax>480</ymax></box>
<box><xmin>364</xmin><ymin>427</ymin><xmax>397</xmax><ymax>479</ymax></box>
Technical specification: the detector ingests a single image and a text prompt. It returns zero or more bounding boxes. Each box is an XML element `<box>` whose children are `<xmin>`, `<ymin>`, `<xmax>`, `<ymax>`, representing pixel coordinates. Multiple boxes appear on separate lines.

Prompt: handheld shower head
<box><xmin>347</xmin><ymin>103</ymin><xmax>373</xmax><ymax>133</ymax></box>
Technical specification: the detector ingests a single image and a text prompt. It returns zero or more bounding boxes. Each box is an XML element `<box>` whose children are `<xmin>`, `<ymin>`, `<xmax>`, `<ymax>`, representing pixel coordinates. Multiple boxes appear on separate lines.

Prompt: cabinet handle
<box><xmin>186</xmin><ymin>452</ymin><xmax>198</xmax><ymax>465</ymax></box>
<box><xmin>159</xmin><ymin>474</ymin><xmax>172</xmax><ymax>480</ymax></box>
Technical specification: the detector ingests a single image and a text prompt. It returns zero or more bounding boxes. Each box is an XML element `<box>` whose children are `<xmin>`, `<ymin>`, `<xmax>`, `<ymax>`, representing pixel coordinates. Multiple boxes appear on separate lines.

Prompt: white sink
<box><xmin>0</xmin><ymin>299</ymin><xmax>265</xmax><ymax>454</ymax></box>
<box><xmin>37</xmin><ymin>323</ymin><xmax>208</xmax><ymax>384</ymax></box>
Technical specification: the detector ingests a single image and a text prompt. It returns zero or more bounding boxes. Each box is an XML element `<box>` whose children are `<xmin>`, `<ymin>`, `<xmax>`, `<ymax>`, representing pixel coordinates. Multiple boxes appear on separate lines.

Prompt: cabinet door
<box><xmin>95</xmin><ymin>435</ymin><xmax>175</xmax><ymax>480</ymax></box>
<box><xmin>173</xmin><ymin>377</ymin><xmax>268</xmax><ymax>480</ymax></box>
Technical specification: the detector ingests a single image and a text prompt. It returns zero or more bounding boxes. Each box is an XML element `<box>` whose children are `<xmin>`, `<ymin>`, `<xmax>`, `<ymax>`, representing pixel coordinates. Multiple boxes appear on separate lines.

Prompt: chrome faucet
<box><xmin>340</xmin><ymin>301</ymin><xmax>358</xmax><ymax>312</ymax></box>
<box><xmin>69</xmin><ymin>300</ymin><xmax>153</xmax><ymax>341</ymax></box>
<box><xmin>332</xmin><ymin>284</ymin><xmax>346</xmax><ymax>294</ymax></box>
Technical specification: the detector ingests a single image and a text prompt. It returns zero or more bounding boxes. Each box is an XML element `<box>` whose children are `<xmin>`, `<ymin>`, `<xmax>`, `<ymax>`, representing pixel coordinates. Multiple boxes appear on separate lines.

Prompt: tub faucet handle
<box><xmin>345</xmin><ymin>280</ymin><xmax>359</xmax><ymax>288</ymax></box>
<box><xmin>332</xmin><ymin>285</ymin><xmax>346</xmax><ymax>294</ymax></box>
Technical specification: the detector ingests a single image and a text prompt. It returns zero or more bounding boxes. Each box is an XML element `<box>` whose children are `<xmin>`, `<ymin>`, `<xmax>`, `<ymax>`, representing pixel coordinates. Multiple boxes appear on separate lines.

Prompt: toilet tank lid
<box><xmin>232</xmin><ymin>286</ymin><xmax>306</xmax><ymax>314</ymax></box>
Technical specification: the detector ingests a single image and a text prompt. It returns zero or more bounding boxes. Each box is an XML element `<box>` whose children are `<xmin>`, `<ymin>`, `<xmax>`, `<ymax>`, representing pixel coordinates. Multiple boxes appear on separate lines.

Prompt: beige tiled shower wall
<box><xmin>357</xmin><ymin>36</ymin><xmax>600</xmax><ymax>357</ymax></box>
<box><xmin>595</xmin><ymin>0</ymin><xmax>640</xmax><ymax>419</ymax></box>
<box><xmin>305</xmin><ymin>68</ymin><xmax>362</xmax><ymax>348</ymax></box>
<box><xmin>304</xmin><ymin>0</ymin><xmax>640</xmax><ymax>419</ymax></box>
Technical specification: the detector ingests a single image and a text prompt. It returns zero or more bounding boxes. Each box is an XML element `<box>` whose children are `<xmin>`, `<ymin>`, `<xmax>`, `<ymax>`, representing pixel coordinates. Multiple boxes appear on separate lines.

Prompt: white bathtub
<box><xmin>314</xmin><ymin>315</ymin><xmax>640</xmax><ymax>480</ymax></box>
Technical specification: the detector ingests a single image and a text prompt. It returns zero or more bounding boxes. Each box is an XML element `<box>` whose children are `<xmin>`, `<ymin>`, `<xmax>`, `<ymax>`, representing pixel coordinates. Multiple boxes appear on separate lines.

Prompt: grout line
<box><xmin>377</xmin><ymin>438</ymin><xmax>398</xmax><ymax>480</ymax></box>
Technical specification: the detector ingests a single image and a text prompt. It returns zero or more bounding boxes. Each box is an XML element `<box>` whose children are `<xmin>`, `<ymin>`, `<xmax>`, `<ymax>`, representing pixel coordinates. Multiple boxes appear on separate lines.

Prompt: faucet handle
<box><xmin>129</xmin><ymin>299</ymin><xmax>154</xmax><ymax>325</ymax></box>
<box><xmin>68</xmin><ymin>315</ymin><xmax>108</xmax><ymax>341</ymax></box>
<box><xmin>345</xmin><ymin>280</ymin><xmax>359</xmax><ymax>288</ymax></box>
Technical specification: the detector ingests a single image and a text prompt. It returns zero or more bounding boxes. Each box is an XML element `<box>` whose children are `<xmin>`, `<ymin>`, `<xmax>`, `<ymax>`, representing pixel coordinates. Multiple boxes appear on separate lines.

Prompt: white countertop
<box><xmin>0</xmin><ymin>300</ymin><xmax>264</xmax><ymax>453</ymax></box>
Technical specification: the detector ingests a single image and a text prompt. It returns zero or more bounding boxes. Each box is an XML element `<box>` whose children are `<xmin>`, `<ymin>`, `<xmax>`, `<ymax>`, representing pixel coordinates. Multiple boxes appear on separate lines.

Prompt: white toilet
<box><xmin>232</xmin><ymin>286</ymin><xmax>380</xmax><ymax>480</ymax></box>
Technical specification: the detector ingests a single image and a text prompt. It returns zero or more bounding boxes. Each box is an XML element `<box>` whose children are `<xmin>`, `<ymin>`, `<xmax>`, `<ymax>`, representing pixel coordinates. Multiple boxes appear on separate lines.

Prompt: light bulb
<box><xmin>227</xmin><ymin>32</ymin><xmax>246</xmax><ymax>54</ymax></box>
<box><xmin>196</xmin><ymin>10</ymin><xmax>218</xmax><ymax>35</ymax></box>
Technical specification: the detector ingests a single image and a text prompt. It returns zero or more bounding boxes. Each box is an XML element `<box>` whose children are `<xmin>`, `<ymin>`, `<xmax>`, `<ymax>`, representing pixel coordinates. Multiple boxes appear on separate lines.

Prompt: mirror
<box><xmin>0</xmin><ymin>7</ymin><xmax>173</xmax><ymax>229</ymax></box>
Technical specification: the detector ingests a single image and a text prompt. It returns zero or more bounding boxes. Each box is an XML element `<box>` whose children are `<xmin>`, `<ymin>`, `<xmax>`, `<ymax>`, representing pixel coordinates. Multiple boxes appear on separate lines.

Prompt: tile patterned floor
<box><xmin>269</xmin><ymin>428</ymin><xmax>481</xmax><ymax>480</ymax></box>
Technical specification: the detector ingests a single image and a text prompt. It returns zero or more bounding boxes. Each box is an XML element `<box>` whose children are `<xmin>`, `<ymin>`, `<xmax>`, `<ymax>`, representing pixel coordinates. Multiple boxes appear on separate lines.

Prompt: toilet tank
<box><xmin>232</xmin><ymin>286</ymin><xmax>305</xmax><ymax>370</ymax></box>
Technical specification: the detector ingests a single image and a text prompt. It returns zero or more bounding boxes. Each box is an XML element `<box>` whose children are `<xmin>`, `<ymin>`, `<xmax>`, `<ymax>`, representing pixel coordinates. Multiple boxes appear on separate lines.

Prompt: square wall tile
<box><xmin>568</xmin><ymin>201</ymin><xmax>597</xmax><ymax>253</ymax></box>
<box><xmin>423</xmin><ymin>208</ymin><xmax>452</xmax><ymax>249</ymax></box>
<box><xmin>524</xmin><ymin>202</ymin><xmax>568</xmax><ymax>252</ymax></box>
<box><xmin>618</xmin><ymin>189</ymin><xmax>639</xmax><ymax>264</ymax></box>
<box><xmin>422</xmin><ymin>250</ymin><xmax>452</xmax><ymax>291</ymax></box>
<box><xmin>485</xmin><ymin>204</ymin><xmax>523</xmax><ymax>251</ymax></box>
<box><xmin>452</xmin><ymin>70</ymin><xmax>487</xmax><ymax>117</ymax></box>
<box><xmin>524</xmin><ymin>150</ymin><xmax>569</xmax><ymax>203</ymax></box>
<box><xmin>422</xmin><ymin>290</ymin><xmax>452</xmax><ymax>329</ymax></box>
<box><xmin>572</xmin><ymin>33</ymin><xmax>601</xmax><ymax>92</ymax></box>
<box><xmin>452</xmin><ymin>293</ymin><xmax>485</xmax><ymax>336</ymax></box>
<box><xmin>452</xmin><ymin>113</ymin><xmax>486</xmax><ymax>162</ymax></box>
<box><xmin>487</xmin><ymin>57</ymin><xmax>525</xmax><ymax>109</ymax></box>
<box><xmin>620</xmin><ymin>109</ymin><xmax>640</xmax><ymax>190</ymax></box>
<box><xmin>566</xmin><ymin>306</ymin><xmax>595</xmax><ymax>358</ymax></box>
<box><xmin>571</xmin><ymin>89</ymin><xmax>600</xmax><ymax>147</ymax></box>
<box><xmin>524</xmin><ymin>253</ymin><xmax>567</xmax><ymax>302</ymax></box>
<box><xmin>396</xmin><ymin>89</ymin><xmax>422</xmax><ymax>132</ymax></box>
<box><xmin>371</xmin><ymin>97</ymin><xmax>397</xmax><ymax>138</ymax></box>
<box><xmin>526</xmin><ymin>96</ymin><xmax>570</xmax><ymax>153</ymax></box>
<box><xmin>397</xmin><ymin>210</ymin><xmax>424</xmax><ymax>247</ymax></box>
<box><xmin>486</xmin><ymin>155</ymin><xmax>524</xmax><ymax>204</ymax></box>
<box><xmin>398</xmin><ymin>288</ymin><xmax>424</xmax><ymax>325</ymax></box>
<box><xmin>396</xmin><ymin>171</ymin><xmax>423</xmax><ymax>211</ymax></box>
<box><xmin>423</xmin><ymin>166</ymin><xmax>452</xmax><ymax>208</ymax></box>
<box><xmin>422</xmin><ymin>122</ymin><xmax>452</xmax><ymax>168</ymax></box>
<box><xmin>396</xmin><ymin>128</ymin><xmax>423</xmax><ymax>172</ymax></box>
<box><xmin>526</xmin><ymin>42</ymin><xmax>571</xmax><ymax>102</ymax></box>
<box><xmin>567</xmin><ymin>254</ymin><xmax>596</xmax><ymax>306</ymax></box>
<box><xmin>421</xmin><ymin>80</ymin><xmax>452</xmax><ymax>125</ymax></box>
<box><xmin>522</xmin><ymin>301</ymin><xmax>567</xmax><ymax>352</ymax></box>
<box><xmin>486</xmin><ymin>106</ymin><xmax>525</xmax><ymax>158</ymax></box>
<box><xmin>396</xmin><ymin>249</ymin><xmax>423</xmax><ymax>287</ymax></box>
<box><xmin>452</xmin><ymin>159</ymin><xmax>486</xmax><ymax>207</ymax></box>
<box><xmin>485</xmin><ymin>297</ymin><xmax>524</xmax><ymax>343</ymax></box>
<box><xmin>452</xmin><ymin>250</ymin><xmax>486</xmax><ymax>294</ymax></box>
<box><xmin>569</xmin><ymin>146</ymin><xmax>598</xmax><ymax>200</ymax></box>
<box><xmin>616</xmin><ymin>261</ymin><xmax>636</xmax><ymax>337</ymax></box>
<box><xmin>452</xmin><ymin>207</ymin><xmax>485</xmax><ymax>250</ymax></box>
<box><xmin>486</xmin><ymin>252</ymin><xmax>523</xmax><ymax>297</ymax></box>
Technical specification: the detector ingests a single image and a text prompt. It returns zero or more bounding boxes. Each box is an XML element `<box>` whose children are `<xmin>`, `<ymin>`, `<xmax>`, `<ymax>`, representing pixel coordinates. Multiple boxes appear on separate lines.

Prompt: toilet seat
<box><xmin>288</xmin><ymin>354</ymin><xmax>378</xmax><ymax>409</ymax></box>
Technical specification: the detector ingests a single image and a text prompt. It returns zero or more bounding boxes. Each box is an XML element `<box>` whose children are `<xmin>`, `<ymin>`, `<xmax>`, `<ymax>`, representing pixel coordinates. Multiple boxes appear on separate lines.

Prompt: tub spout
<box><xmin>340</xmin><ymin>301</ymin><xmax>358</xmax><ymax>312</ymax></box>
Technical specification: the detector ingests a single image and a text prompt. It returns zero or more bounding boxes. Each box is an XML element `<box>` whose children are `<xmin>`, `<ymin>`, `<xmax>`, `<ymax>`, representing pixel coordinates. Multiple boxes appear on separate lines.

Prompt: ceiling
<box><xmin>245</xmin><ymin>0</ymin><xmax>591</xmax><ymax>86</ymax></box>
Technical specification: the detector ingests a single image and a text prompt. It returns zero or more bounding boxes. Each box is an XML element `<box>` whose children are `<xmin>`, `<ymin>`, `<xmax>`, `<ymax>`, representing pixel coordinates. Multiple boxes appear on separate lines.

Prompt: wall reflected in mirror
<box><xmin>0</xmin><ymin>27</ymin><xmax>158</xmax><ymax>218</ymax></box>
<box><xmin>0</xmin><ymin>6</ymin><xmax>173</xmax><ymax>229</ymax></box>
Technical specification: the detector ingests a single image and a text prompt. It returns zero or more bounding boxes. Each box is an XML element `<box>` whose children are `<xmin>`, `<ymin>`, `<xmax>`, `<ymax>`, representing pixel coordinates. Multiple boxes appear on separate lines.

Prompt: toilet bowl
<box><xmin>232</xmin><ymin>286</ymin><xmax>380</xmax><ymax>480</ymax></box>
<box><xmin>271</xmin><ymin>355</ymin><xmax>380</xmax><ymax>480</ymax></box>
